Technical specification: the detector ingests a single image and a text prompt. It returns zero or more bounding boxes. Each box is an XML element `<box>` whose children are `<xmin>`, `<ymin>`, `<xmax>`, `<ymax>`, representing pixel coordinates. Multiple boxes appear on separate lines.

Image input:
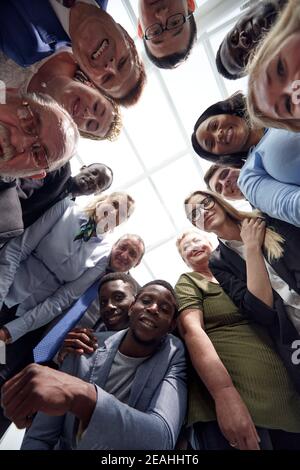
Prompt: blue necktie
<box><xmin>33</xmin><ymin>280</ymin><xmax>100</xmax><ymax>363</ymax></box>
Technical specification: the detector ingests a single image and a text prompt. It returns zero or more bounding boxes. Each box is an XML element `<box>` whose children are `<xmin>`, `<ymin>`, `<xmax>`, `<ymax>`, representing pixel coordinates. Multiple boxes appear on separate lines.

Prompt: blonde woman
<box><xmin>175</xmin><ymin>228</ymin><xmax>300</xmax><ymax>449</ymax></box>
<box><xmin>184</xmin><ymin>189</ymin><xmax>300</xmax><ymax>394</ymax></box>
<box><xmin>247</xmin><ymin>0</ymin><xmax>300</xmax><ymax>131</ymax></box>
<box><xmin>0</xmin><ymin>191</ymin><xmax>134</xmax><ymax>346</ymax></box>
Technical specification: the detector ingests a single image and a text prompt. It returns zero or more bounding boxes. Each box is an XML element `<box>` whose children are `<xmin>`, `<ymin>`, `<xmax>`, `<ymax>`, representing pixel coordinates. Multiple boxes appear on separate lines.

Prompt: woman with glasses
<box><xmin>0</xmin><ymin>191</ymin><xmax>134</xmax><ymax>350</ymax></box>
<box><xmin>0</xmin><ymin>48</ymin><xmax>122</xmax><ymax>141</ymax></box>
<box><xmin>184</xmin><ymin>190</ymin><xmax>300</xmax><ymax>394</ymax></box>
<box><xmin>175</xmin><ymin>227</ymin><xmax>300</xmax><ymax>449</ymax></box>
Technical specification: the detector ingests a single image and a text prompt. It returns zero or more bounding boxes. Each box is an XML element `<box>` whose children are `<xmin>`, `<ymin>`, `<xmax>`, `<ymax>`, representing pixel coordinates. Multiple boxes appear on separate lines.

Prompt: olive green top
<box><xmin>175</xmin><ymin>271</ymin><xmax>300</xmax><ymax>432</ymax></box>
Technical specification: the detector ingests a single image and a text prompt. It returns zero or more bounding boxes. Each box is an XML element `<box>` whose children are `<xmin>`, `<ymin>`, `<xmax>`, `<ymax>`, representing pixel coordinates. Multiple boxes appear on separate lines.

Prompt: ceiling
<box><xmin>73</xmin><ymin>0</ymin><xmax>251</xmax><ymax>286</ymax></box>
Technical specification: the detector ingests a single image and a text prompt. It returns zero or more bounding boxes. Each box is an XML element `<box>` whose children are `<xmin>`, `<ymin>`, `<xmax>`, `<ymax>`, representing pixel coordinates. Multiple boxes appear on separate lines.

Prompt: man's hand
<box><xmin>0</xmin><ymin>327</ymin><xmax>11</xmax><ymax>344</ymax></box>
<box><xmin>214</xmin><ymin>386</ymin><xmax>261</xmax><ymax>450</ymax></box>
<box><xmin>57</xmin><ymin>327</ymin><xmax>98</xmax><ymax>364</ymax></box>
<box><xmin>1</xmin><ymin>364</ymin><xmax>96</xmax><ymax>429</ymax></box>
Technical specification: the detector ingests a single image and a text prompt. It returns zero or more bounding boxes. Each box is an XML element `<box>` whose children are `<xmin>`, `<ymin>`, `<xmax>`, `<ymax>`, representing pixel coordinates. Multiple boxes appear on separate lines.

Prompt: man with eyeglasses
<box><xmin>0</xmin><ymin>92</ymin><xmax>79</xmax><ymax>179</ymax></box>
<box><xmin>0</xmin><ymin>91</ymin><xmax>79</xmax><ymax>245</ymax></box>
<box><xmin>138</xmin><ymin>0</ymin><xmax>197</xmax><ymax>69</ymax></box>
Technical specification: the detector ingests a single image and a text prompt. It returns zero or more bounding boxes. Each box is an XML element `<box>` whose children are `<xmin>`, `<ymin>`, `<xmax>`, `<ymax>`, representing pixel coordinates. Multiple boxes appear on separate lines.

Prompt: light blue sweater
<box><xmin>238</xmin><ymin>129</ymin><xmax>300</xmax><ymax>226</ymax></box>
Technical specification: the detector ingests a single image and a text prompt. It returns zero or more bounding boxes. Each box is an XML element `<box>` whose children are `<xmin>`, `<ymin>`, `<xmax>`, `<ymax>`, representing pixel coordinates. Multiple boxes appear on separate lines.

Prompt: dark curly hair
<box><xmin>215</xmin><ymin>43</ymin><xmax>241</xmax><ymax>80</ymax></box>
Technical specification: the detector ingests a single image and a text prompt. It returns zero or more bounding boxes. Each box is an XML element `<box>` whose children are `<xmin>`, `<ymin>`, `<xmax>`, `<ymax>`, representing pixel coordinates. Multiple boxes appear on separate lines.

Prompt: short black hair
<box><xmin>143</xmin><ymin>14</ymin><xmax>197</xmax><ymax>69</ymax></box>
<box><xmin>98</xmin><ymin>272</ymin><xmax>139</xmax><ymax>297</ymax></box>
<box><xmin>137</xmin><ymin>280</ymin><xmax>179</xmax><ymax>318</ymax></box>
<box><xmin>191</xmin><ymin>92</ymin><xmax>249</xmax><ymax>166</ymax></box>
<box><xmin>215</xmin><ymin>43</ymin><xmax>241</xmax><ymax>80</ymax></box>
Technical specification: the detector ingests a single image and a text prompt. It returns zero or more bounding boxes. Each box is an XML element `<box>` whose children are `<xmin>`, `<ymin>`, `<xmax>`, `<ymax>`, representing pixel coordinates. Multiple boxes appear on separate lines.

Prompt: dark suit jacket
<box><xmin>0</xmin><ymin>178</ymin><xmax>23</xmax><ymax>243</ymax></box>
<box><xmin>0</xmin><ymin>0</ymin><xmax>108</xmax><ymax>66</ymax></box>
<box><xmin>18</xmin><ymin>162</ymin><xmax>72</xmax><ymax>228</ymax></box>
<box><xmin>209</xmin><ymin>215</ymin><xmax>300</xmax><ymax>393</ymax></box>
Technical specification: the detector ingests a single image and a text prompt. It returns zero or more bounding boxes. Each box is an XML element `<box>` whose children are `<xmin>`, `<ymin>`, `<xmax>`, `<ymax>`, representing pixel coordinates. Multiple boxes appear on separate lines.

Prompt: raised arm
<box><xmin>4</xmin><ymin>343</ymin><xmax>187</xmax><ymax>450</ymax></box>
<box><xmin>178</xmin><ymin>307</ymin><xmax>260</xmax><ymax>450</ymax></box>
<box><xmin>76</xmin><ymin>343</ymin><xmax>187</xmax><ymax>450</ymax></box>
<box><xmin>209</xmin><ymin>249</ymin><xmax>278</xmax><ymax>326</ymax></box>
<box><xmin>238</xmin><ymin>152</ymin><xmax>300</xmax><ymax>227</ymax></box>
<box><xmin>240</xmin><ymin>219</ymin><xmax>273</xmax><ymax>308</ymax></box>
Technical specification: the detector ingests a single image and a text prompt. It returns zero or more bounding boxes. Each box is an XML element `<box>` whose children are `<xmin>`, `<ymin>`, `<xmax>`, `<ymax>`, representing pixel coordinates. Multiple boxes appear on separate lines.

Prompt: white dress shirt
<box><xmin>49</xmin><ymin>0</ymin><xmax>101</xmax><ymax>36</ymax></box>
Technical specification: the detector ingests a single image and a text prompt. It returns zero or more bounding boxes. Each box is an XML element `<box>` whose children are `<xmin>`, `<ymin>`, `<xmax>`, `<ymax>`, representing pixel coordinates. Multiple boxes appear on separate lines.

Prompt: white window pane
<box><xmin>107</xmin><ymin>1</ymin><xmax>136</xmax><ymax>37</ymax></box>
<box><xmin>151</xmin><ymin>155</ymin><xmax>206</xmax><ymax>231</ymax></box>
<box><xmin>76</xmin><ymin>133</ymin><xmax>144</xmax><ymax>187</ymax></box>
<box><xmin>161</xmin><ymin>42</ymin><xmax>222</xmax><ymax>136</ymax></box>
<box><xmin>130</xmin><ymin>262</ymin><xmax>154</xmax><ymax>285</ymax></box>
<box><xmin>120</xmin><ymin>179</ymin><xmax>175</xmax><ymax>247</ymax></box>
<box><xmin>124</xmin><ymin>70</ymin><xmax>186</xmax><ymax>168</ymax></box>
<box><xmin>143</xmin><ymin>238</ymin><xmax>189</xmax><ymax>287</ymax></box>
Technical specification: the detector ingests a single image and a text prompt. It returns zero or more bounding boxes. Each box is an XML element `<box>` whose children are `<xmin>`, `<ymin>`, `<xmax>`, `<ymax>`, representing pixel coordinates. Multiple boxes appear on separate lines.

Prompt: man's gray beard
<box><xmin>0</xmin><ymin>122</ymin><xmax>16</xmax><ymax>162</ymax></box>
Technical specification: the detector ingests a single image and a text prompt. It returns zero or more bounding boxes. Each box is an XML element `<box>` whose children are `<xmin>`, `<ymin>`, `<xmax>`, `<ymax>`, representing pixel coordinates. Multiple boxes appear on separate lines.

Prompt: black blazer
<box><xmin>209</xmin><ymin>215</ymin><xmax>300</xmax><ymax>393</ymax></box>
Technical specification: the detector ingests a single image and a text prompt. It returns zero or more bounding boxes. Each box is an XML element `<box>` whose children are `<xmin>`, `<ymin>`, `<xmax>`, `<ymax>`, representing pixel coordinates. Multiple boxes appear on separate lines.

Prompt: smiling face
<box><xmin>209</xmin><ymin>166</ymin><xmax>243</xmax><ymax>200</ymax></box>
<box><xmin>187</xmin><ymin>193</ymin><xmax>227</xmax><ymax>234</ymax></box>
<box><xmin>179</xmin><ymin>232</ymin><xmax>212</xmax><ymax>271</ymax></box>
<box><xmin>195</xmin><ymin>114</ymin><xmax>250</xmax><ymax>156</ymax></box>
<box><xmin>99</xmin><ymin>280</ymin><xmax>135</xmax><ymax>331</ymax></box>
<box><xmin>110</xmin><ymin>237</ymin><xmax>144</xmax><ymax>272</ymax></box>
<box><xmin>71</xmin><ymin>6</ymin><xmax>140</xmax><ymax>99</ymax></box>
<box><xmin>220</xmin><ymin>0</ymin><xmax>281</xmax><ymax>77</ymax></box>
<box><xmin>129</xmin><ymin>284</ymin><xmax>177</xmax><ymax>346</ymax></box>
<box><xmin>57</xmin><ymin>77</ymin><xmax>115</xmax><ymax>138</ymax></box>
<box><xmin>253</xmin><ymin>32</ymin><xmax>300</xmax><ymax>122</ymax></box>
<box><xmin>138</xmin><ymin>0</ymin><xmax>192</xmax><ymax>59</ymax></box>
<box><xmin>0</xmin><ymin>96</ymin><xmax>76</xmax><ymax>178</ymax></box>
<box><xmin>72</xmin><ymin>163</ymin><xmax>112</xmax><ymax>196</ymax></box>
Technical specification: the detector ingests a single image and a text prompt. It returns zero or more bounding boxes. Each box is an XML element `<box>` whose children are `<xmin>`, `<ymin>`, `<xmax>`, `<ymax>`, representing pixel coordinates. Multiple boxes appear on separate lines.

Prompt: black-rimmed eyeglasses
<box><xmin>143</xmin><ymin>13</ymin><xmax>193</xmax><ymax>41</ymax></box>
<box><xmin>187</xmin><ymin>196</ymin><xmax>215</xmax><ymax>222</ymax></box>
<box><xmin>17</xmin><ymin>102</ymin><xmax>50</xmax><ymax>170</ymax></box>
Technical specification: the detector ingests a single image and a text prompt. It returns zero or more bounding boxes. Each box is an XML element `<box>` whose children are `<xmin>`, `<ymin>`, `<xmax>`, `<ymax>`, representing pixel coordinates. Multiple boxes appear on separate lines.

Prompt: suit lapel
<box><xmin>89</xmin><ymin>330</ymin><xmax>127</xmax><ymax>388</ymax></box>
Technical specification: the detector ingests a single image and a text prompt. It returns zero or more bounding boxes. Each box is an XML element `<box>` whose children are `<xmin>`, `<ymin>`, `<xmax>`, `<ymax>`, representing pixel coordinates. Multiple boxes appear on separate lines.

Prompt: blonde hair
<box><xmin>184</xmin><ymin>189</ymin><xmax>285</xmax><ymax>262</ymax></box>
<box><xmin>247</xmin><ymin>0</ymin><xmax>300</xmax><ymax>131</ymax></box>
<box><xmin>79</xmin><ymin>98</ymin><xmax>123</xmax><ymax>142</ymax></box>
<box><xmin>176</xmin><ymin>229</ymin><xmax>212</xmax><ymax>259</ymax></box>
<box><xmin>84</xmin><ymin>191</ymin><xmax>135</xmax><ymax>224</ymax></box>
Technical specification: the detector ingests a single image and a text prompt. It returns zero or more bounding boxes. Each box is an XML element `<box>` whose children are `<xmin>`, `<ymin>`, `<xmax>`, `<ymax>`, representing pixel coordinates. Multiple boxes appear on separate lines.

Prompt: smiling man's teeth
<box><xmin>92</xmin><ymin>40</ymin><xmax>109</xmax><ymax>60</ymax></box>
<box><xmin>142</xmin><ymin>319</ymin><xmax>155</xmax><ymax>328</ymax></box>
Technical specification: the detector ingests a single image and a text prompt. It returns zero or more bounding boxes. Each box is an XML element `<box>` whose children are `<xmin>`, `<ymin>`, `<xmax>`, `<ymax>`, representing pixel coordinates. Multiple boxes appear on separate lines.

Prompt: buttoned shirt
<box><xmin>0</xmin><ymin>198</ymin><xmax>111</xmax><ymax>341</ymax></box>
